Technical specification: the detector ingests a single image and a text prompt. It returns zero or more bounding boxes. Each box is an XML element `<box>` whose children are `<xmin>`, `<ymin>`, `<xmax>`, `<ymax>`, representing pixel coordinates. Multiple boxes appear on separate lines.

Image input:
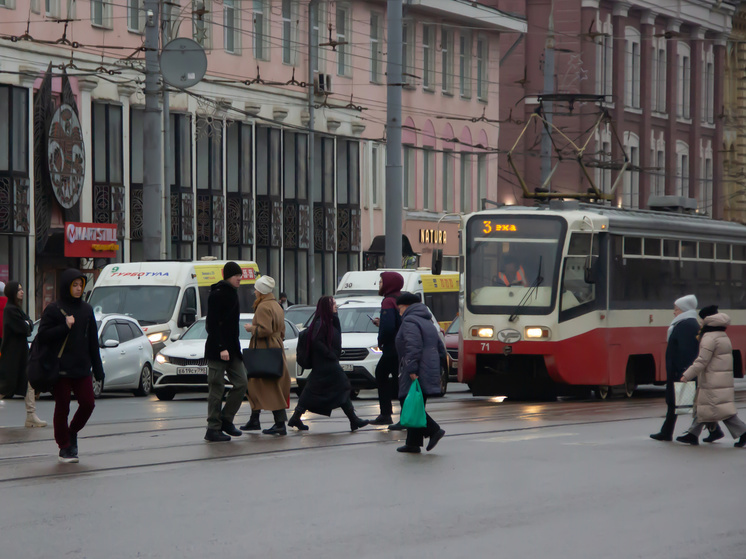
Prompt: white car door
<box><xmin>99</xmin><ymin>320</ymin><xmax>125</xmax><ymax>387</ymax></box>
<box><xmin>283</xmin><ymin>319</ymin><xmax>299</xmax><ymax>379</ymax></box>
<box><xmin>114</xmin><ymin>321</ymin><xmax>142</xmax><ymax>387</ymax></box>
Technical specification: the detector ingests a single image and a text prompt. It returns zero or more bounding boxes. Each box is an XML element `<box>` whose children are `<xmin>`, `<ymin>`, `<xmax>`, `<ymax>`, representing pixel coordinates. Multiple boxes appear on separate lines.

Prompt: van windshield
<box><xmin>89</xmin><ymin>286</ymin><xmax>180</xmax><ymax>325</ymax></box>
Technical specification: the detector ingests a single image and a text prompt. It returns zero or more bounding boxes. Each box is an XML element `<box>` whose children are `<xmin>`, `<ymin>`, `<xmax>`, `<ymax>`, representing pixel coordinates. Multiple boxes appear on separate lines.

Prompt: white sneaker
<box><xmin>25</xmin><ymin>413</ymin><xmax>47</xmax><ymax>428</ymax></box>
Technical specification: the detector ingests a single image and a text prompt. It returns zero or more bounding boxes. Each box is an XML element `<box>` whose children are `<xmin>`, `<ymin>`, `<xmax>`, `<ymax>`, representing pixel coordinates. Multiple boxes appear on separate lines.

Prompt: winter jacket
<box><xmin>664</xmin><ymin>317</ymin><xmax>700</xmax><ymax>406</ymax></box>
<box><xmin>246</xmin><ymin>293</ymin><xmax>290</xmax><ymax>411</ymax></box>
<box><xmin>36</xmin><ymin>269</ymin><xmax>104</xmax><ymax>381</ymax></box>
<box><xmin>204</xmin><ymin>280</ymin><xmax>241</xmax><ymax>361</ymax></box>
<box><xmin>0</xmin><ymin>300</ymin><xmax>34</xmax><ymax>396</ymax></box>
<box><xmin>395</xmin><ymin>302</ymin><xmax>446</xmax><ymax>398</ymax></box>
<box><xmin>297</xmin><ymin>315</ymin><xmax>352</xmax><ymax>415</ymax></box>
<box><xmin>377</xmin><ymin>272</ymin><xmax>403</xmax><ymax>354</ymax></box>
<box><xmin>681</xmin><ymin>313</ymin><xmax>737</xmax><ymax>422</ymax></box>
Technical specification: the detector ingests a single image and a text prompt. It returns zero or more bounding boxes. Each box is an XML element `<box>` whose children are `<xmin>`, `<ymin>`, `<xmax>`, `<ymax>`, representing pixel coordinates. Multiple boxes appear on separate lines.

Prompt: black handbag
<box><xmin>27</xmin><ymin>333</ymin><xmax>69</xmax><ymax>393</ymax></box>
<box><xmin>242</xmin><ymin>336</ymin><xmax>284</xmax><ymax>379</ymax></box>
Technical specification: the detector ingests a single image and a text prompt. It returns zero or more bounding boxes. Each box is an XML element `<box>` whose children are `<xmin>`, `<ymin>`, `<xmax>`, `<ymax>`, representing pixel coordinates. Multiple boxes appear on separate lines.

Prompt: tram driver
<box><xmin>494</xmin><ymin>257</ymin><xmax>529</xmax><ymax>287</ymax></box>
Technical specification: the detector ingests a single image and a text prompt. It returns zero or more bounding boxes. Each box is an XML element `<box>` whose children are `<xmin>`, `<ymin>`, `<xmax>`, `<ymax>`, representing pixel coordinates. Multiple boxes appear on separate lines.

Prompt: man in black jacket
<box><xmin>204</xmin><ymin>261</ymin><xmax>248</xmax><ymax>442</ymax></box>
<box><xmin>37</xmin><ymin>269</ymin><xmax>104</xmax><ymax>463</ymax></box>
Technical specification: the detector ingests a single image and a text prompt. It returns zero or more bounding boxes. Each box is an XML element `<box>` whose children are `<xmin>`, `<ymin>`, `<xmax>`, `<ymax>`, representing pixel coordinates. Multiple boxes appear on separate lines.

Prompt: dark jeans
<box><xmin>399</xmin><ymin>393</ymin><xmax>440</xmax><ymax>447</ymax></box>
<box><xmin>375</xmin><ymin>351</ymin><xmax>399</xmax><ymax>416</ymax></box>
<box><xmin>660</xmin><ymin>403</ymin><xmax>678</xmax><ymax>437</ymax></box>
<box><xmin>207</xmin><ymin>358</ymin><xmax>248</xmax><ymax>430</ymax></box>
<box><xmin>53</xmin><ymin>376</ymin><xmax>96</xmax><ymax>449</ymax></box>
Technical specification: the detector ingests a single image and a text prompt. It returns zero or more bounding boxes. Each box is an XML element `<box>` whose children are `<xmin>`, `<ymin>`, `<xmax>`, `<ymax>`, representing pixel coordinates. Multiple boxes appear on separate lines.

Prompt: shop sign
<box><xmin>419</xmin><ymin>229</ymin><xmax>447</xmax><ymax>245</ymax></box>
<box><xmin>0</xmin><ymin>265</ymin><xmax>8</xmax><ymax>284</ymax></box>
<box><xmin>64</xmin><ymin>222</ymin><xmax>119</xmax><ymax>258</ymax></box>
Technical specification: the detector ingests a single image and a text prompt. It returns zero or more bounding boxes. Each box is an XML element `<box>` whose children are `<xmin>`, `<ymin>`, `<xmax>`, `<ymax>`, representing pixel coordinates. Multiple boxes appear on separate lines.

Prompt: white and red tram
<box><xmin>458</xmin><ymin>201</ymin><xmax>746</xmax><ymax>398</ymax></box>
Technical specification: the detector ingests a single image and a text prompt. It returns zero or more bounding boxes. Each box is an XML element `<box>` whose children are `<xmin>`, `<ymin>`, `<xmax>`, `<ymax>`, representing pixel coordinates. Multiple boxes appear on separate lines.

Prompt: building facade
<box><xmin>0</xmin><ymin>0</ymin><xmax>525</xmax><ymax>316</ymax></box>
<box><xmin>724</xmin><ymin>2</ymin><xmax>746</xmax><ymax>224</ymax></box>
<box><xmin>495</xmin><ymin>0</ymin><xmax>735</xmax><ymax>216</ymax></box>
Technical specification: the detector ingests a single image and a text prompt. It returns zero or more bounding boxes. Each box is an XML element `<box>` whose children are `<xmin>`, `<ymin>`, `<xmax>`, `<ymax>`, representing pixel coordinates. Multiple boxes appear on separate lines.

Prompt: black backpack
<box><xmin>296</xmin><ymin>327</ymin><xmax>312</xmax><ymax>370</ymax></box>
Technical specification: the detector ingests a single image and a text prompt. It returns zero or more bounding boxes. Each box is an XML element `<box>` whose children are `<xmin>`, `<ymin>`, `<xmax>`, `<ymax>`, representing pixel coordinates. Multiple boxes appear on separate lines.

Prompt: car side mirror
<box><xmin>584</xmin><ymin>255</ymin><xmax>598</xmax><ymax>284</ymax></box>
<box><xmin>102</xmin><ymin>339</ymin><xmax>119</xmax><ymax>348</ymax></box>
<box><xmin>171</xmin><ymin>333</ymin><xmax>182</xmax><ymax>342</ymax></box>
<box><xmin>178</xmin><ymin>307</ymin><xmax>197</xmax><ymax>328</ymax></box>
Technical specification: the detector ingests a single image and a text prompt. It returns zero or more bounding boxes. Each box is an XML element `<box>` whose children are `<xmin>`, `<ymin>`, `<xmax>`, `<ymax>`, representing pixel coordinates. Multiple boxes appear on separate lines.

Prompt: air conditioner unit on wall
<box><xmin>314</xmin><ymin>73</ymin><xmax>333</xmax><ymax>95</ymax></box>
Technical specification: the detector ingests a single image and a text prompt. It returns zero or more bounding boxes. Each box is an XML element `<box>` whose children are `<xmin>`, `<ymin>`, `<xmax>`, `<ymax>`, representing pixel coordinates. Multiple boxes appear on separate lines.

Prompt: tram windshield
<box><xmin>465</xmin><ymin>215</ymin><xmax>566</xmax><ymax>315</ymax></box>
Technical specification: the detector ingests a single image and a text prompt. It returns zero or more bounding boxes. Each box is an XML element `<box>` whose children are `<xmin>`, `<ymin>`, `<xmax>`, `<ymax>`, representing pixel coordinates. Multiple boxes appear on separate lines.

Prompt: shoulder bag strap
<box><xmin>58</xmin><ymin>308</ymin><xmax>70</xmax><ymax>358</ymax></box>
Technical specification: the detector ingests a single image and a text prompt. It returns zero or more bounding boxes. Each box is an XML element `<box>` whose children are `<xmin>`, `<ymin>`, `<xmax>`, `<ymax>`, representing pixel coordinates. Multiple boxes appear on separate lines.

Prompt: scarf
<box><xmin>667</xmin><ymin>309</ymin><xmax>698</xmax><ymax>341</ymax></box>
<box><xmin>697</xmin><ymin>324</ymin><xmax>727</xmax><ymax>341</ymax></box>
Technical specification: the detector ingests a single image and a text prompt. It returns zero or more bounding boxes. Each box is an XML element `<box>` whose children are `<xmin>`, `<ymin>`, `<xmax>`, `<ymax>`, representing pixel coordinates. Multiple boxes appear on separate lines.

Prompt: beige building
<box><xmin>724</xmin><ymin>2</ymin><xmax>746</xmax><ymax>224</ymax></box>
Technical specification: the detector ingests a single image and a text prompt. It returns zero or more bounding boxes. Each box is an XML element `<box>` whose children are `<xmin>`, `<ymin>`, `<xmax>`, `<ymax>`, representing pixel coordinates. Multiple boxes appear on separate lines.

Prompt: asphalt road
<box><xmin>1</xmin><ymin>383</ymin><xmax>745</xmax><ymax>559</ymax></box>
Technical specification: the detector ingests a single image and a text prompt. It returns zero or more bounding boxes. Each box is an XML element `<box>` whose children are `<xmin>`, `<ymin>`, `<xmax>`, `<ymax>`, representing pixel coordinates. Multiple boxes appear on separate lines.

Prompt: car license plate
<box><xmin>177</xmin><ymin>366</ymin><xmax>207</xmax><ymax>375</ymax></box>
<box><xmin>341</xmin><ymin>364</ymin><xmax>354</xmax><ymax>372</ymax></box>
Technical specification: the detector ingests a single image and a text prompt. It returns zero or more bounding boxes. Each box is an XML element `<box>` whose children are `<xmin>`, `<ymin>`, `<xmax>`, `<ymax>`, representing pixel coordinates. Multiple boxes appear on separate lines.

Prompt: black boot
<box><xmin>240</xmin><ymin>411</ymin><xmax>261</xmax><ymax>431</ymax></box>
<box><xmin>221</xmin><ymin>421</ymin><xmax>242</xmax><ymax>437</ymax></box>
<box><xmin>703</xmin><ymin>425</ymin><xmax>724</xmax><ymax>443</ymax></box>
<box><xmin>205</xmin><ymin>428</ymin><xmax>231</xmax><ymax>442</ymax></box>
<box><xmin>735</xmin><ymin>433</ymin><xmax>746</xmax><ymax>448</ymax></box>
<box><xmin>342</xmin><ymin>401</ymin><xmax>370</xmax><ymax>431</ymax></box>
<box><xmin>676</xmin><ymin>433</ymin><xmax>699</xmax><ymax>446</ymax></box>
<box><xmin>371</xmin><ymin>414</ymin><xmax>393</xmax><ymax>425</ymax></box>
<box><xmin>650</xmin><ymin>432</ymin><xmax>672</xmax><ymax>442</ymax></box>
<box><xmin>288</xmin><ymin>408</ymin><xmax>309</xmax><ymax>431</ymax></box>
<box><xmin>262</xmin><ymin>423</ymin><xmax>287</xmax><ymax>435</ymax></box>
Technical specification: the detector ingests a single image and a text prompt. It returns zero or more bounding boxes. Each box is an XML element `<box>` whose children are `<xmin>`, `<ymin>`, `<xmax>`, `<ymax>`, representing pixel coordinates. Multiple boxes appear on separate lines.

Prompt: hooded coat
<box><xmin>681</xmin><ymin>313</ymin><xmax>737</xmax><ymax>422</ymax></box>
<box><xmin>246</xmin><ymin>293</ymin><xmax>290</xmax><ymax>411</ymax></box>
<box><xmin>664</xmin><ymin>317</ymin><xmax>700</xmax><ymax>406</ymax></box>
<box><xmin>204</xmin><ymin>280</ymin><xmax>241</xmax><ymax>361</ymax></box>
<box><xmin>297</xmin><ymin>315</ymin><xmax>351</xmax><ymax>415</ymax></box>
<box><xmin>395</xmin><ymin>302</ymin><xmax>446</xmax><ymax>398</ymax></box>
<box><xmin>377</xmin><ymin>272</ymin><xmax>404</xmax><ymax>355</ymax></box>
<box><xmin>36</xmin><ymin>270</ymin><xmax>104</xmax><ymax>381</ymax></box>
<box><xmin>0</xmin><ymin>284</ymin><xmax>34</xmax><ymax>397</ymax></box>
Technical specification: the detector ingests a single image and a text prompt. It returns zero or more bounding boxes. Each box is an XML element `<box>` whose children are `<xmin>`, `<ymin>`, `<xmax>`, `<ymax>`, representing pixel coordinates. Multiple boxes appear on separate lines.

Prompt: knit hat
<box><xmin>396</xmin><ymin>292</ymin><xmax>421</xmax><ymax>306</ymax></box>
<box><xmin>254</xmin><ymin>275</ymin><xmax>276</xmax><ymax>295</ymax></box>
<box><xmin>674</xmin><ymin>295</ymin><xmax>697</xmax><ymax>313</ymax></box>
<box><xmin>699</xmin><ymin>305</ymin><xmax>719</xmax><ymax>320</ymax></box>
<box><xmin>223</xmin><ymin>261</ymin><xmax>243</xmax><ymax>279</ymax></box>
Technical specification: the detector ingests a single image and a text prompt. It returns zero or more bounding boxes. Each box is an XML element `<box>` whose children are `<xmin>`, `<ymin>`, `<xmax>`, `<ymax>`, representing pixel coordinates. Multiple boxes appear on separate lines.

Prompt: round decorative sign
<box><xmin>47</xmin><ymin>104</ymin><xmax>85</xmax><ymax>209</ymax></box>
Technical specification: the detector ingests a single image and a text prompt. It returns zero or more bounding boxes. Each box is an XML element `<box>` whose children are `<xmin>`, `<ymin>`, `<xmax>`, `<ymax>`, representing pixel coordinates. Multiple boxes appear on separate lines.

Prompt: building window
<box><xmin>402</xmin><ymin>20</ymin><xmax>414</xmax><ymax>86</ymax></box>
<box><xmin>622</xmin><ymin>132</ymin><xmax>639</xmax><ymax>208</ymax></box>
<box><xmin>127</xmin><ymin>0</ymin><xmax>144</xmax><ymax>32</ymax></box>
<box><xmin>253</xmin><ymin>0</ymin><xmax>270</xmax><ymax>60</ymax></box>
<box><xmin>441</xmin><ymin>27</ymin><xmax>453</xmax><ymax>94</ymax></box>
<box><xmin>281</xmin><ymin>0</ymin><xmax>296</xmax><ymax>64</ymax></box>
<box><xmin>676</xmin><ymin>141</ymin><xmax>689</xmax><ymax>197</ymax></box>
<box><xmin>595</xmin><ymin>15</ymin><xmax>613</xmax><ymax>99</ymax></box>
<box><xmin>702</xmin><ymin>46</ymin><xmax>715</xmax><ymax>124</ymax></box>
<box><xmin>1</xmin><ymin>0</ymin><xmax>16</xmax><ymax>9</ymax></box>
<box><xmin>651</xmin><ymin>37</ymin><xmax>666</xmax><ymax>112</ymax></box>
<box><xmin>423</xmin><ymin>148</ymin><xmax>435</xmax><ymax>210</ymax></box>
<box><xmin>422</xmin><ymin>24</ymin><xmax>435</xmax><ymax>90</ymax></box>
<box><xmin>336</xmin><ymin>4</ymin><xmax>350</xmax><ymax>76</ymax></box>
<box><xmin>192</xmin><ymin>0</ymin><xmax>212</xmax><ymax>48</ymax></box>
<box><xmin>91</xmin><ymin>0</ymin><xmax>111</xmax><ymax>27</ymax></box>
<box><xmin>677</xmin><ymin>42</ymin><xmax>691</xmax><ymax>119</ymax></box>
<box><xmin>476</xmin><ymin>36</ymin><xmax>488</xmax><ymax>101</ymax></box>
<box><xmin>226</xmin><ymin>121</ymin><xmax>253</xmax><ymax>259</ymax></box>
<box><xmin>699</xmin><ymin>141</ymin><xmax>713</xmax><ymax>215</ymax></box>
<box><xmin>477</xmin><ymin>153</ymin><xmax>487</xmax><ymax>209</ymax></box>
<box><xmin>45</xmin><ymin>0</ymin><xmax>59</xmax><ymax>17</ymax></box>
<box><xmin>92</xmin><ymin>103</ymin><xmax>124</xmax><ymax>243</ymax></box>
<box><xmin>311</xmin><ymin>1</ymin><xmax>325</xmax><ymax>73</ymax></box>
<box><xmin>403</xmin><ymin>145</ymin><xmax>416</xmax><ymax>209</ymax></box>
<box><xmin>370</xmin><ymin>13</ymin><xmax>382</xmax><ymax>83</ymax></box>
<box><xmin>460</xmin><ymin>153</ymin><xmax>472</xmax><ymax>213</ymax></box>
<box><xmin>442</xmin><ymin>150</ymin><xmax>454</xmax><ymax>212</ymax></box>
<box><xmin>459</xmin><ymin>32</ymin><xmax>472</xmax><ymax>98</ymax></box>
<box><xmin>371</xmin><ymin>143</ymin><xmax>381</xmax><ymax>207</ymax></box>
<box><xmin>625</xmin><ymin>27</ymin><xmax>641</xmax><ymax>109</ymax></box>
<box><xmin>650</xmin><ymin>139</ymin><xmax>666</xmax><ymax>198</ymax></box>
<box><xmin>196</xmin><ymin>117</ymin><xmax>224</xmax><ymax>257</ymax></box>
<box><xmin>596</xmin><ymin>128</ymin><xmax>612</xmax><ymax>195</ymax></box>
<box><xmin>224</xmin><ymin>0</ymin><xmax>240</xmax><ymax>54</ymax></box>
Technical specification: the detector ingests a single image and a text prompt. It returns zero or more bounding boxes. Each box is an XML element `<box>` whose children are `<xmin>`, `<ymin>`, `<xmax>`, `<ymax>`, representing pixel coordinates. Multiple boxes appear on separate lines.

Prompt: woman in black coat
<box><xmin>0</xmin><ymin>281</ymin><xmax>47</xmax><ymax>428</ymax></box>
<box><xmin>287</xmin><ymin>296</ymin><xmax>370</xmax><ymax>432</ymax></box>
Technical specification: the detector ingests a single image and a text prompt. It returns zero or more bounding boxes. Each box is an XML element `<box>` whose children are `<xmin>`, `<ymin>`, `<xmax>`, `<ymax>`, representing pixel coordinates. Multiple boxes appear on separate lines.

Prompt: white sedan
<box><xmin>152</xmin><ymin>313</ymin><xmax>299</xmax><ymax>401</ymax></box>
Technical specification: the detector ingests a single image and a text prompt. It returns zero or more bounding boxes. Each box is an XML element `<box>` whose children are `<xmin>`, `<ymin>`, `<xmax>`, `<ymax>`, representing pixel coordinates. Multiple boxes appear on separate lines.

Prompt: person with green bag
<box><xmin>394</xmin><ymin>293</ymin><xmax>446</xmax><ymax>453</ymax></box>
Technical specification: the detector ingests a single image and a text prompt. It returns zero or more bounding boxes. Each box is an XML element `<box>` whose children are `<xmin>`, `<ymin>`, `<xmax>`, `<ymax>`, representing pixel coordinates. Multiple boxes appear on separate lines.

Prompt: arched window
<box><xmin>677</xmin><ymin>42</ymin><xmax>691</xmax><ymax>119</ymax></box>
<box><xmin>622</xmin><ymin>132</ymin><xmax>640</xmax><ymax>208</ymax></box>
<box><xmin>595</xmin><ymin>14</ymin><xmax>613</xmax><ymax>98</ymax></box>
<box><xmin>625</xmin><ymin>27</ymin><xmax>641</xmax><ymax>108</ymax></box>
<box><xmin>699</xmin><ymin>139</ymin><xmax>713</xmax><ymax>216</ymax></box>
<box><xmin>676</xmin><ymin>140</ymin><xmax>690</xmax><ymax>197</ymax></box>
<box><xmin>701</xmin><ymin>45</ymin><xmax>715</xmax><ymax>124</ymax></box>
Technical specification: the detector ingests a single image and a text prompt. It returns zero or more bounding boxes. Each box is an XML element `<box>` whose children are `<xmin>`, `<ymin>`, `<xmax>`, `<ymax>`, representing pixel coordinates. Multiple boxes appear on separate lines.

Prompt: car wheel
<box><xmin>133</xmin><ymin>364</ymin><xmax>153</xmax><ymax>397</ymax></box>
<box><xmin>155</xmin><ymin>388</ymin><xmax>176</xmax><ymax>401</ymax></box>
<box><xmin>92</xmin><ymin>378</ymin><xmax>103</xmax><ymax>399</ymax></box>
<box><xmin>436</xmin><ymin>362</ymin><xmax>449</xmax><ymax>397</ymax></box>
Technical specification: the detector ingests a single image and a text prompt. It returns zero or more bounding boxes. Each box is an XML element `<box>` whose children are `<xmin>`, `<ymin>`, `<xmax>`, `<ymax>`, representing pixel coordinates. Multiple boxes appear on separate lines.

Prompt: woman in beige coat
<box><xmin>240</xmin><ymin>276</ymin><xmax>291</xmax><ymax>435</ymax></box>
<box><xmin>677</xmin><ymin>305</ymin><xmax>746</xmax><ymax>448</ymax></box>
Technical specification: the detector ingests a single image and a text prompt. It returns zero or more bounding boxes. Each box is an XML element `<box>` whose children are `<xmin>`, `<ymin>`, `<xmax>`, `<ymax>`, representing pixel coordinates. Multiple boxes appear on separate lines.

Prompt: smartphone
<box><xmin>367</xmin><ymin>314</ymin><xmax>377</xmax><ymax>322</ymax></box>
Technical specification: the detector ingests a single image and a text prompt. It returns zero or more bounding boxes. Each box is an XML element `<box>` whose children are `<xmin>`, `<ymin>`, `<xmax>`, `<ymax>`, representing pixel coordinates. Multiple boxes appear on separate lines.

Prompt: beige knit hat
<box><xmin>254</xmin><ymin>276</ymin><xmax>276</xmax><ymax>295</ymax></box>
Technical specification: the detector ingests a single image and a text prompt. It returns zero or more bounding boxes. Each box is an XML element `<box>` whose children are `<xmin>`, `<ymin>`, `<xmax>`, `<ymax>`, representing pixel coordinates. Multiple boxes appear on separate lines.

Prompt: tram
<box><xmin>457</xmin><ymin>200</ymin><xmax>746</xmax><ymax>399</ymax></box>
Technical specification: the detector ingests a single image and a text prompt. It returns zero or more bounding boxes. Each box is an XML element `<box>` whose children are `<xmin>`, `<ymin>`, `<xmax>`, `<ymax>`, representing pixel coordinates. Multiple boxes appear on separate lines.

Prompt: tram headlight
<box><xmin>471</xmin><ymin>327</ymin><xmax>494</xmax><ymax>339</ymax></box>
<box><xmin>525</xmin><ymin>327</ymin><xmax>550</xmax><ymax>339</ymax></box>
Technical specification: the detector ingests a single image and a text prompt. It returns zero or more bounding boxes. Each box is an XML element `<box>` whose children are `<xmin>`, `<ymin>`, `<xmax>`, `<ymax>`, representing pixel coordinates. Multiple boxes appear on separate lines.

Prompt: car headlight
<box><xmin>369</xmin><ymin>346</ymin><xmax>383</xmax><ymax>354</ymax></box>
<box><xmin>524</xmin><ymin>327</ymin><xmax>551</xmax><ymax>339</ymax></box>
<box><xmin>470</xmin><ymin>327</ymin><xmax>494</xmax><ymax>339</ymax></box>
<box><xmin>155</xmin><ymin>353</ymin><xmax>169</xmax><ymax>364</ymax></box>
<box><xmin>148</xmin><ymin>331</ymin><xmax>170</xmax><ymax>344</ymax></box>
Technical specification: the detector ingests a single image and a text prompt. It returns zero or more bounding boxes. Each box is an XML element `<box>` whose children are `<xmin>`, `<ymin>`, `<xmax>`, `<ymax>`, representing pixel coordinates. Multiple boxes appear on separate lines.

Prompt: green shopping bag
<box><xmin>400</xmin><ymin>379</ymin><xmax>427</xmax><ymax>428</ymax></box>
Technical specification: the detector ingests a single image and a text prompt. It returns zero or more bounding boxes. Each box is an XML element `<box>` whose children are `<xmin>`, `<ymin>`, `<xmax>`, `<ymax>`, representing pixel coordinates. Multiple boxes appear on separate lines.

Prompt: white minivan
<box><xmin>88</xmin><ymin>260</ymin><xmax>259</xmax><ymax>354</ymax></box>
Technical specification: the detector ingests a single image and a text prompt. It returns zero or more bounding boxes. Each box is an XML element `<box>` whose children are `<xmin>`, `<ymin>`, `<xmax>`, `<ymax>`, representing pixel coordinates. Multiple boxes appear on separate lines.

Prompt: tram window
<box><xmin>623</xmin><ymin>237</ymin><xmax>642</xmax><ymax>256</ymax></box>
<box><xmin>681</xmin><ymin>241</ymin><xmax>697</xmax><ymax>259</ymax></box>
<box><xmin>733</xmin><ymin>245</ymin><xmax>746</xmax><ymax>262</ymax></box>
<box><xmin>644</xmin><ymin>238</ymin><xmax>662</xmax><ymax>257</ymax></box>
<box><xmin>714</xmin><ymin>262</ymin><xmax>729</xmax><ymax>282</ymax></box>
<box><xmin>568</xmin><ymin>233</ymin><xmax>599</xmax><ymax>256</ymax></box>
<box><xmin>732</xmin><ymin>264</ymin><xmax>746</xmax><ymax>309</ymax></box>
<box><xmin>699</xmin><ymin>242</ymin><xmax>714</xmax><ymax>259</ymax></box>
<box><xmin>663</xmin><ymin>239</ymin><xmax>679</xmax><ymax>258</ymax></box>
<box><xmin>560</xmin><ymin>256</ymin><xmax>595</xmax><ymax>312</ymax></box>
<box><xmin>716</xmin><ymin>244</ymin><xmax>731</xmax><ymax>260</ymax></box>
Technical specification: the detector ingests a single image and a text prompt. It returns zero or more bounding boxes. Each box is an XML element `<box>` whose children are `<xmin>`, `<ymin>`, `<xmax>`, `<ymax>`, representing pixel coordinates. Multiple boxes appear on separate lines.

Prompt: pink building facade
<box><xmin>0</xmin><ymin>0</ymin><xmax>525</xmax><ymax>313</ymax></box>
<box><xmin>495</xmin><ymin>0</ymin><xmax>734</xmax><ymax>215</ymax></box>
